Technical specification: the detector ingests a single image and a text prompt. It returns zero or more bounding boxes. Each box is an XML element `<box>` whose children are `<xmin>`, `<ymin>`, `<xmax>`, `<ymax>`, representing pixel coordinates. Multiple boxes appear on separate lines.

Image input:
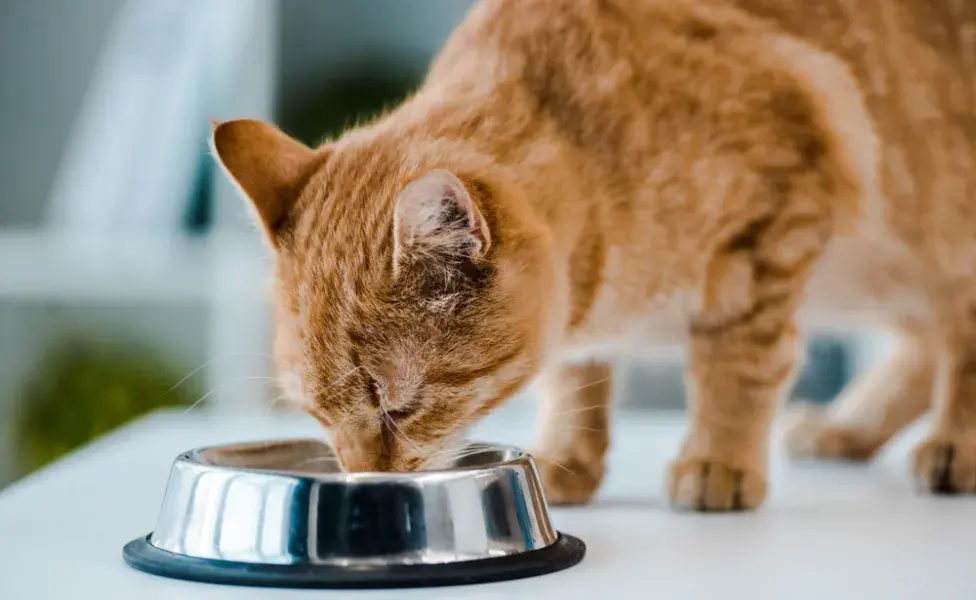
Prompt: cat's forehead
<box><xmin>284</xmin><ymin>145</ymin><xmax>410</xmax><ymax>269</ymax></box>
<box><xmin>301</xmin><ymin>138</ymin><xmax>408</xmax><ymax>209</ymax></box>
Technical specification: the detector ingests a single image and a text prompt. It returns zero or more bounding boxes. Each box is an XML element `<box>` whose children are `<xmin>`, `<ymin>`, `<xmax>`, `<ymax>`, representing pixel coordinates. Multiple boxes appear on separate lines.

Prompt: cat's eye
<box><xmin>384</xmin><ymin>406</ymin><xmax>418</xmax><ymax>422</ymax></box>
<box><xmin>370</xmin><ymin>380</ymin><xmax>417</xmax><ymax>421</ymax></box>
<box><xmin>369</xmin><ymin>381</ymin><xmax>383</xmax><ymax>408</ymax></box>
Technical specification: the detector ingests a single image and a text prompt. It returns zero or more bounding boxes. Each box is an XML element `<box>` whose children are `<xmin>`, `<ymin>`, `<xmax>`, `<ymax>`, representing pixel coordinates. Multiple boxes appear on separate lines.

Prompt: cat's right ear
<box><xmin>211</xmin><ymin>119</ymin><xmax>316</xmax><ymax>248</ymax></box>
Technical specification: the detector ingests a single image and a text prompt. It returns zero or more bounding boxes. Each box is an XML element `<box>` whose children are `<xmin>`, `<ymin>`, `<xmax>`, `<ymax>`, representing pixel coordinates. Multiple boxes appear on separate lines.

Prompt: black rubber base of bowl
<box><xmin>122</xmin><ymin>533</ymin><xmax>585</xmax><ymax>589</ymax></box>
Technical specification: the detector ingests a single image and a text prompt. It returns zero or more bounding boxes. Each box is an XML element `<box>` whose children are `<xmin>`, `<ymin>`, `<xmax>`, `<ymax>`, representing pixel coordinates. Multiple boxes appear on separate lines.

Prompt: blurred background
<box><xmin>0</xmin><ymin>0</ymin><xmax>887</xmax><ymax>490</ymax></box>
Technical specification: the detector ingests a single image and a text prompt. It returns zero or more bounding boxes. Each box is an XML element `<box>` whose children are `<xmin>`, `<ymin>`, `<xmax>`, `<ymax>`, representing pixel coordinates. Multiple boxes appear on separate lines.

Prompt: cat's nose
<box><xmin>334</xmin><ymin>429</ymin><xmax>389</xmax><ymax>472</ymax></box>
<box><xmin>336</xmin><ymin>446</ymin><xmax>378</xmax><ymax>472</ymax></box>
<box><xmin>336</xmin><ymin>446</ymin><xmax>382</xmax><ymax>473</ymax></box>
<box><xmin>335</xmin><ymin>441</ymin><xmax>424</xmax><ymax>473</ymax></box>
<box><xmin>335</xmin><ymin>444</ymin><xmax>381</xmax><ymax>472</ymax></box>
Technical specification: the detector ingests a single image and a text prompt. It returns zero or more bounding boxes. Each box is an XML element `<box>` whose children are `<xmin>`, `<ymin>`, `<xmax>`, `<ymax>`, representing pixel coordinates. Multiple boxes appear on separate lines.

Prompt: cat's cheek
<box><xmin>277</xmin><ymin>371</ymin><xmax>310</xmax><ymax>408</ymax></box>
<box><xmin>320</xmin><ymin>426</ymin><xmax>337</xmax><ymax>449</ymax></box>
<box><xmin>305</xmin><ymin>404</ymin><xmax>337</xmax><ymax>450</ymax></box>
<box><xmin>469</xmin><ymin>377</ymin><xmax>496</xmax><ymax>406</ymax></box>
<box><xmin>422</xmin><ymin>430</ymin><xmax>471</xmax><ymax>470</ymax></box>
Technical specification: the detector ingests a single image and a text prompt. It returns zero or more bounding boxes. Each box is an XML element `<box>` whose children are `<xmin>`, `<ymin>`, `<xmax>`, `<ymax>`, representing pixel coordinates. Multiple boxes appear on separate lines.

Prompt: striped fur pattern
<box><xmin>213</xmin><ymin>0</ymin><xmax>976</xmax><ymax>511</ymax></box>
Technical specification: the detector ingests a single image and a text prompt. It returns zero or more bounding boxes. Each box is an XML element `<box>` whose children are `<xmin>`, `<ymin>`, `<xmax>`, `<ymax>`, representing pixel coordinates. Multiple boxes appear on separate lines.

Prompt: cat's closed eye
<box><xmin>371</xmin><ymin>380</ymin><xmax>418</xmax><ymax>422</ymax></box>
<box><xmin>384</xmin><ymin>405</ymin><xmax>419</xmax><ymax>422</ymax></box>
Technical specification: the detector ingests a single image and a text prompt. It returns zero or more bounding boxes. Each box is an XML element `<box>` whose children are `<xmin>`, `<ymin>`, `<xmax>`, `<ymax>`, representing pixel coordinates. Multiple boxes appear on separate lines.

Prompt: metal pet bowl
<box><xmin>123</xmin><ymin>439</ymin><xmax>585</xmax><ymax>589</ymax></box>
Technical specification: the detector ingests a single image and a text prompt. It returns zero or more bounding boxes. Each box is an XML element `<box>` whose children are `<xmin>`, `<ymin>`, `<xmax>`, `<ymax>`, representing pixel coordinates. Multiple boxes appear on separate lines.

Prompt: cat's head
<box><xmin>212</xmin><ymin>119</ymin><xmax>553</xmax><ymax>471</ymax></box>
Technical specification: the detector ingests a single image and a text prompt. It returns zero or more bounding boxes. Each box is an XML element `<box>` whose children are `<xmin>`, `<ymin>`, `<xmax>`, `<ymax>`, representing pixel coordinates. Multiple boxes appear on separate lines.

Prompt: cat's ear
<box><xmin>211</xmin><ymin>119</ymin><xmax>315</xmax><ymax>247</ymax></box>
<box><xmin>393</xmin><ymin>169</ymin><xmax>491</xmax><ymax>273</ymax></box>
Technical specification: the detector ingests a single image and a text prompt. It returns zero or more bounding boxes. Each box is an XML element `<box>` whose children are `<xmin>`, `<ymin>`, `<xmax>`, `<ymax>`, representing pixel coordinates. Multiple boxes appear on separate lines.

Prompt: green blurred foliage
<box><xmin>11</xmin><ymin>68</ymin><xmax>418</xmax><ymax>476</ymax></box>
<box><xmin>14</xmin><ymin>339</ymin><xmax>200</xmax><ymax>475</ymax></box>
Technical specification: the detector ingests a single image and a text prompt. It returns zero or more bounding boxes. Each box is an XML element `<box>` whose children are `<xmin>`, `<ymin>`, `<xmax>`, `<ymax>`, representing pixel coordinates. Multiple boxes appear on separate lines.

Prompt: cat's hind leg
<box><xmin>785</xmin><ymin>328</ymin><xmax>934</xmax><ymax>461</ymax></box>
<box><xmin>534</xmin><ymin>361</ymin><xmax>613</xmax><ymax>505</ymax></box>
<box><xmin>912</xmin><ymin>305</ymin><xmax>976</xmax><ymax>494</ymax></box>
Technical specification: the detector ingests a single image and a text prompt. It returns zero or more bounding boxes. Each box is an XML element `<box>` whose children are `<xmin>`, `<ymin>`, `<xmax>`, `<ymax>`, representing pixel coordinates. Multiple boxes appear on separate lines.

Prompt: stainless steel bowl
<box><xmin>123</xmin><ymin>439</ymin><xmax>585</xmax><ymax>589</ymax></box>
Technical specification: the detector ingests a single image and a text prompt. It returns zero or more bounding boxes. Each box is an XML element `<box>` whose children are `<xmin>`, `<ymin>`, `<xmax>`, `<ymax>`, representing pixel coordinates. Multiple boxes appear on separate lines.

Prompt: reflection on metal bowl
<box><xmin>123</xmin><ymin>439</ymin><xmax>585</xmax><ymax>588</ymax></box>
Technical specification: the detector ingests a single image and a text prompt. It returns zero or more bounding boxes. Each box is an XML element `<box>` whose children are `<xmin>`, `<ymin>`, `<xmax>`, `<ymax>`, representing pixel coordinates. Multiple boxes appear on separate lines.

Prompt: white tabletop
<box><xmin>1</xmin><ymin>407</ymin><xmax>973</xmax><ymax>600</ymax></box>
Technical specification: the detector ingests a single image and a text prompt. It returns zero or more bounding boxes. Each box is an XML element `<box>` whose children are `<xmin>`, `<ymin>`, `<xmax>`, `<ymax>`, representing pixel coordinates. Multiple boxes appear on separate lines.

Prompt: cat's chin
<box><xmin>319</xmin><ymin>432</ymin><xmax>469</xmax><ymax>473</ymax></box>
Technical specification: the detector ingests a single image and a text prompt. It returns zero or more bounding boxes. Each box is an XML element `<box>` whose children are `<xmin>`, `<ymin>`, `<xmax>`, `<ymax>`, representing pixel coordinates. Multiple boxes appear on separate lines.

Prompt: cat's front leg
<box><xmin>535</xmin><ymin>361</ymin><xmax>613</xmax><ymax>505</ymax></box>
<box><xmin>669</xmin><ymin>212</ymin><xmax>830</xmax><ymax>511</ymax></box>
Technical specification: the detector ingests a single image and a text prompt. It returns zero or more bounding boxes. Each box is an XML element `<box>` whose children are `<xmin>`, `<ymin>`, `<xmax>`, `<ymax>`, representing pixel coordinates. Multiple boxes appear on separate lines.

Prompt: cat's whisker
<box><xmin>167</xmin><ymin>352</ymin><xmax>274</xmax><ymax>394</ymax></box>
<box><xmin>529</xmin><ymin>452</ymin><xmax>576</xmax><ymax>476</ymax></box>
<box><xmin>181</xmin><ymin>375</ymin><xmax>278</xmax><ymax>414</ymax></box>
<box><xmin>549</xmin><ymin>376</ymin><xmax>612</xmax><ymax>403</ymax></box>
<box><xmin>435</xmin><ymin>445</ymin><xmax>486</xmax><ymax>459</ymax></box>
<box><xmin>548</xmin><ymin>404</ymin><xmax>611</xmax><ymax>418</ymax></box>
<box><xmin>422</xmin><ymin>446</ymin><xmax>474</xmax><ymax>464</ymax></box>
<box><xmin>422</xmin><ymin>442</ymin><xmax>577</xmax><ymax>476</ymax></box>
<box><xmin>425</xmin><ymin>450</ymin><xmax>487</xmax><ymax>468</ymax></box>
<box><xmin>331</xmin><ymin>402</ymin><xmax>367</xmax><ymax>429</ymax></box>
<box><xmin>270</xmin><ymin>395</ymin><xmax>302</xmax><ymax>411</ymax></box>
<box><xmin>330</xmin><ymin>364</ymin><xmax>368</xmax><ymax>386</ymax></box>
<box><xmin>555</xmin><ymin>424</ymin><xmax>607</xmax><ymax>433</ymax></box>
<box><xmin>384</xmin><ymin>413</ymin><xmax>423</xmax><ymax>454</ymax></box>
<box><xmin>424</xmin><ymin>441</ymin><xmax>499</xmax><ymax>465</ymax></box>
<box><xmin>423</xmin><ymin>439</ymin><xmax>474</xmax><ymax>458</ymax></box>
<box><xmin>311</xmin><ymin>365</ymin><xmax>369</xmax><ymax>409</ymax></box>
<box><xmin>183</xmin><ymin>389</ymin><xmax>219</xmax><ymax>415</ymax></box>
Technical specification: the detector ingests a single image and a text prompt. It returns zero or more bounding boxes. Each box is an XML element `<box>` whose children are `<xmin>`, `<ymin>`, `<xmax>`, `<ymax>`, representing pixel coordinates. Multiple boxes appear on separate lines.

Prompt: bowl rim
<box><xmin>174</xmin><ymin>438</ymin><xmax>534</xmax><ymax>482</ymax></box>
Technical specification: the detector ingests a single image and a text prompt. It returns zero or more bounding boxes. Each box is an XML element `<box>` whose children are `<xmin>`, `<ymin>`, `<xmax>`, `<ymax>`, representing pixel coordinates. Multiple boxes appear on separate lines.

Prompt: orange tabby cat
<box><xmin>212</xmin><ymin>0</ymin><xmax>976</xmax><ymax>511</ymax></box>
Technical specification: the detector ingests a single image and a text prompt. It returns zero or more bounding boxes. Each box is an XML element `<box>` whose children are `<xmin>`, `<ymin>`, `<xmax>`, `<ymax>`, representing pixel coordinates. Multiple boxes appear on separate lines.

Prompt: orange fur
<box><xmin>214</xmin><ymin>0</ymin><xmax>976</xmax><ymax>510</ymax></box>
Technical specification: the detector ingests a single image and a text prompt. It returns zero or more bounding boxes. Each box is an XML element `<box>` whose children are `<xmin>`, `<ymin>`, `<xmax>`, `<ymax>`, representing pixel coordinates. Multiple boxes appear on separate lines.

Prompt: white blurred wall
<box><xmin>0</xmin><ymin>0</ymin><xmax>124</xmax><ymax>225</ymax></box>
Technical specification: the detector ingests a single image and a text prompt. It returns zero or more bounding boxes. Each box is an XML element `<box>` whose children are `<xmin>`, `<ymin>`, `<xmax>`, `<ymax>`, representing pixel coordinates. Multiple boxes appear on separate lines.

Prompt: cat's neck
<box><xmin>368</xmin><ymin>89</ymin><xmax>649</xmax><ymax>346</ymax></box>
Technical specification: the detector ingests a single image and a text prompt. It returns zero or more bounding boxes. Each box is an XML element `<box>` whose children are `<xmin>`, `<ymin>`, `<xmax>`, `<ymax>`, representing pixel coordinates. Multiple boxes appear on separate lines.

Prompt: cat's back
<box><xmin>436</xmin><ymin>0</ymin><xmax>976</xmax><ymax>89</ymax></box>
<box><xmin>725</xmin><ymin>0</ymin><xmax>976</xmax><ymax>127</ymax></box>
<box><xmin>431</xmin><ymin>0</ymin><xmax>976</xmax><ymax>158</ymax></box>
<box><xmin>726</xmin><ymin>0</ymin><xmax>976</xmax><ymax>264</ymax></box>
<box><xmin>727</xmin><ymin>0</ymin><xmax>976</xmax><ymax>83</ymax></box>
<box><xmin>430</xmin><ymin>0</ymin><xmax>976</xmax><ymax>254</ymax></box>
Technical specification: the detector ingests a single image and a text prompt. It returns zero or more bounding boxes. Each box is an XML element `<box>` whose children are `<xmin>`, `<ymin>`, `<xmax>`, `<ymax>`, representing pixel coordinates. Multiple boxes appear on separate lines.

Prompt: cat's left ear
<box><xmin>211</xmin><ymin>119</ymin><xmax>316</xmax><ymax>248</ymax></box>
<box><xmin>393</xmin><ymin>169</ymin><xmax>491</xmax><ymax>272</ymax></box>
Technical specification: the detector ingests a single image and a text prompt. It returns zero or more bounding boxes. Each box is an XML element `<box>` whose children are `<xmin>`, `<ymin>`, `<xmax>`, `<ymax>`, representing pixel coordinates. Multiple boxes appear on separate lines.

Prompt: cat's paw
<box><xmin>535</xmin><ymin>453</ymin><xmax>604</xmax><ymax>506</ymax></box>
<box><xmin>912</xmin><ymin>436</ymin><xmax>976</xmax><ymax>494</ymax></box>
<box><xmin>667</xmin><ymin>456</ymin><xmax>767</xmax><ymax>511</ymax></box>
<box><xmin>783</xmin><ymin>410</ymin><xmax>878</xmax><ymax>462</ymax></box>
